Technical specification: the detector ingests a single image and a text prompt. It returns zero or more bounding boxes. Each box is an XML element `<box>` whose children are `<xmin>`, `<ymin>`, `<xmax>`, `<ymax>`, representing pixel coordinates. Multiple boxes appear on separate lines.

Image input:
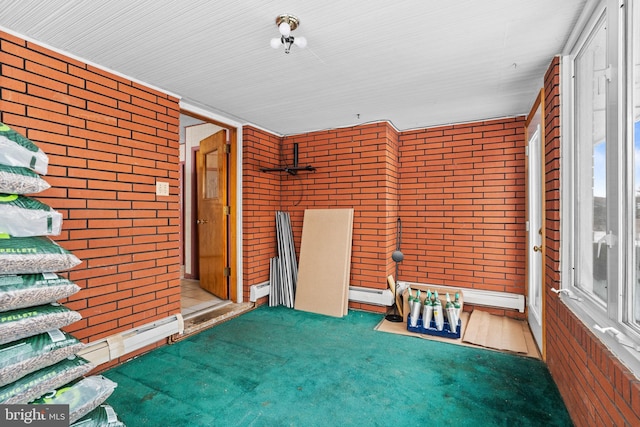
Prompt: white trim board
<box><xmin>397</xmin><ymin>281</ymin><xmax>525</xmax><ymax>313</ymax></box>
<box><xmin>251</xmin><ymin>281</ymin><xmax>395</xmax><ymax>307</ymax></box>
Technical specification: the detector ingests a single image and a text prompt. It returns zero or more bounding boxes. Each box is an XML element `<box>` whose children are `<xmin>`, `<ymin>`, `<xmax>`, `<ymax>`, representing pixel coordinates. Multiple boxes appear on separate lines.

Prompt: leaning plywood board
<box><xmin>343</xmin><ymin>210</ymin><xmax>354</xmax><ymax>316</ymax></box>
<box><xmin>294</xmin><ymin>208</ymin><xmax>354</xmax><ymax>317</ymax></box>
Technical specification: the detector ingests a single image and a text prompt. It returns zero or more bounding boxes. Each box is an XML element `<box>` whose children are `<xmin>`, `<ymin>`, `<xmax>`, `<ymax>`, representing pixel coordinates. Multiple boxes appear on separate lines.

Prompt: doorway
<box><xmin>525</xmin><ymin>89</ymin><xmax>545</xmax><ymax>358</ymax></box>
<box><xmin>178</xmin><ymin>111</ymin><xmax>239</xmax><ymax>319</ymax></box>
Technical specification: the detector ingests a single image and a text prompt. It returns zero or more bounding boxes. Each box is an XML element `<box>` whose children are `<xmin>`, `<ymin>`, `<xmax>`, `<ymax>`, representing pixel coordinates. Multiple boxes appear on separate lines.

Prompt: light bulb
<box><xmin>293</xmin><ymin>36</ymin><xmax>307</xmax><ymax>48</ymax></box>
<box><xmin>270</xmin><ymin>38</ymin><xmax>282</xmax><ymax>49</ymax></box>
<box><xmin>278</xmin><ymin>22</ymin><xmax>291</xmax><ymax>37</ymax></box>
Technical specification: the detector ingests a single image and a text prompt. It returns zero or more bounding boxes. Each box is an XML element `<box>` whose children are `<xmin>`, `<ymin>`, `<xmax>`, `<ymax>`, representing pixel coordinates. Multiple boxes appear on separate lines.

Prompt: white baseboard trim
<box><xmin>397</xmin><ymin>281</ymin><xmax>525</xmax><ymax>313</ymax></box>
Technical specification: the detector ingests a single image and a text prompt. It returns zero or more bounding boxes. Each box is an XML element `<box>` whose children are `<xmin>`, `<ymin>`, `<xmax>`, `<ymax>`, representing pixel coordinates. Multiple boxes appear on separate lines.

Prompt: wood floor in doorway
<box><xmin>178</xmin><ymin>278</ymin><xmax>254</xmax><ymax>340</ymax></box>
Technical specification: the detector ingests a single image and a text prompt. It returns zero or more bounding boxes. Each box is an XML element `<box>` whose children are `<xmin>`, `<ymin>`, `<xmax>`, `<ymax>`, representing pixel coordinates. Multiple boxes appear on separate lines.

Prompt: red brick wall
<box><xmin>242</xmin><ymin>126</ymin><xmax>282</xmax><ymax>303</ymax></box>
<box><xmin>0</xmin><ymin>31</ymin><xmax>181</xmax><ymax>347</ymax></box>
<box><xmin>398</xmin><ymin>117</ymin><xmax>527</xmax><ymax>311</ymax></box>
<box><xmin>243</xmin><ymin>116</ymin><xmax>529</xmax><ymax>314</ymax></box>
<box><xmin>543</xmin><ymin>56</ymin><xmax>640</xmax><ymax>426</ymax></box>
<box><xmin>243</xmin><ymin>120</ymin><xmax>526</xmax><ymax>315</ymax></box>
<box><xmin>242</xmin><ymin>123</ymin><xmax>399</xmax><ymax>312</ymax></box>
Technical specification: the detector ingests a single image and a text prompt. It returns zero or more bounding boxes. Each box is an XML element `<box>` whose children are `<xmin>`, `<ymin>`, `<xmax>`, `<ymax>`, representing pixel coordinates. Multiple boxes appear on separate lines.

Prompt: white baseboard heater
<box><xmin>77</xmin><ymin>314</ymin><xmax>184</xmax><ymax>366</ymax></box>
<box><xmin>348</xmin><ymin>286</ymin><xmax>394</xmax><ymax>306</ymax></box>
<box><xmin>250</xmin><ymin>281</ymin><xmax>271</xmax><ymax>302</ymax></box>
<box><xmin>397</xmin><ymin>281</ymin><xmax>526</xmax><ymax>313</ymax></box>
<box><xmin>250</xmin><ymin>280</ymin><xmax>523</xmax><ymax>311</ymax></box>
<box><xmin>250</xmin><ymin>281</ymin><xmax>394</xmax><ymax>307</ymax></box>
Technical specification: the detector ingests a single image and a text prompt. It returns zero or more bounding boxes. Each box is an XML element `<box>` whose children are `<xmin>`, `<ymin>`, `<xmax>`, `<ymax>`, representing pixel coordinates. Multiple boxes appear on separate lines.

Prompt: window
<box><xmin>632</xmin><ymin>0</ymin><xmax>640</xmax><ymax>324</ymax></box>
<box><xmin>573</xmin><ymin>12</ymin><xmax>610</xmax><ymax>306</ymax></box>
<box><xmin>564</xmin><ymin>0</ymin><xmax>640</xmax><ymax>368</ymax></box>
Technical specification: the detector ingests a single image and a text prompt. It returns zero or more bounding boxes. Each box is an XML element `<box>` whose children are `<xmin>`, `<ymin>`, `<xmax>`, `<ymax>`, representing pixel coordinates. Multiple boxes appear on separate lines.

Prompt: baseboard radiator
<box><xmin>397</xmin><ymin>281</ymin><xmax>525</xmax><ymax>313</ymax></box>
<box><xmin>77</xmin><ymin>314</ymin><xmax>184</xmax><ymax>366</ymax></box>
<box><xmin>250</xmin><ymin>281</ymin><xmax>271</xmax><ymax>302</ymax></box>
<box><xmin>250</xmin><ymin>281</ymin><xmax>394</xmax><ymax>307</ymax></box>
<box><xmin>348</xmin><ymin>286</ymin><xmax>394</xmax><ymax>306</ymax></box>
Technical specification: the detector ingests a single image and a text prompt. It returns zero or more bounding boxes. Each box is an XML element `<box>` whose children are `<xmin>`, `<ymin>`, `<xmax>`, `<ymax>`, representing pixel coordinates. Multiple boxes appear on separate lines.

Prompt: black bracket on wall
<box><xmin>260</xmin><ymin>143</ymin><xmax>316</xmax><ymax>175</ymax></box>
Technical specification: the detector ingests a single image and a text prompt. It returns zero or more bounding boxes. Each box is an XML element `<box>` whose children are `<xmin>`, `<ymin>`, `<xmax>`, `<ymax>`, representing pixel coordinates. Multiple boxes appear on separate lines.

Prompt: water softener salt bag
<box><xmin>0</xmin><ymin>194</ymin><xmax>62</xmax><ymax>236</ymax></box>
<box><xmin>0</xmin><ymin>164</ymin><xmax>50</xmax><ymax>195</ymax></box>
<box><xmin>0</xmin><ymin>123</ymin><xmax>48</xmax><ymax>175</ymax></box>
<box><xmin>0</xmin><ymin>235</ymin><xmax>82</xmax><ymax>275</ymax></box>
<box><xmin>33</xmin><ymin>375</ymin><xmax>118</xmax><ymax>424</ymax></box>
<box><xmin>70</xmin><ymin>404</ymin><xmax>126</xmax><ymax>427</ymax></box>
<box><xmin>0</xmin><ymin>273</ymin><xmax>81</xmax><ymax>312</ymax></box>
<box><xmin>0</xmin><ymin>303</ymin><xmax>82</xmax><ymax>345</ymax></box>
<box><xmin>0</xmin><ymin>329</ymin><xmax>84</xmax><ymax>387</ymax></box>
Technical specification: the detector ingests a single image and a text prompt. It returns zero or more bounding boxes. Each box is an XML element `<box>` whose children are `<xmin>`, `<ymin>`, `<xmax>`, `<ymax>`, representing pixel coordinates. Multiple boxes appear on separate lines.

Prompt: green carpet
<box><xmin>104</xmin><ymin>306</ymin><xmax>572</xmax><ymax>426</ymax></box>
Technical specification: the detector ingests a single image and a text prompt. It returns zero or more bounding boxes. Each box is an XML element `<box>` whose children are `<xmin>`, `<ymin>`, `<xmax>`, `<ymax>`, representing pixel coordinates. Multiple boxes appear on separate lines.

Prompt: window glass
<box><xmin>574</xmin><ymin>15</ymin><xmax>609</xmax><ymax>305</ymax></box>
<box><xmin>205</xmin><ymin>149</ymin><xmax>219</xmax><ymax>200</ymax></box>
<box><xmin>632</xmin><ymin>2</ymin><xmax>640</xmax><ymax>323</ymax></box>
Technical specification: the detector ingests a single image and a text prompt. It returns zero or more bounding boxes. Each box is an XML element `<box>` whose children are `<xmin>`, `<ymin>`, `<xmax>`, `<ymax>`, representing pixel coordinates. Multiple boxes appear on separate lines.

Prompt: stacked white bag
<box><xmin>0</xmin><ymin>122</ymin><xmax>125</xmax><ymax>426</ymax></box>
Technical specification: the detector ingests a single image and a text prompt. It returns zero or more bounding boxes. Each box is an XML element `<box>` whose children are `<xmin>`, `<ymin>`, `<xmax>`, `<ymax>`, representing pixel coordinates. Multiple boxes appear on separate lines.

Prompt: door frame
<box><xmin>189</xmin><ymin>146</ymin><xmax>200</xmax><ymax>279</ymax></box>
<box><xmin>525</xmin><ymin>88</ymin><xmax>546</xmax><ymax>359</ymax></box>
<box><xmin>180</xmin><ymin>104</ymin><xmax>241</xmax><ymax>303</ymax></box>
<box><xmin>179</xmin><ymin>160</ymin><xmax>184</xmax><ymax>269</ymax></box>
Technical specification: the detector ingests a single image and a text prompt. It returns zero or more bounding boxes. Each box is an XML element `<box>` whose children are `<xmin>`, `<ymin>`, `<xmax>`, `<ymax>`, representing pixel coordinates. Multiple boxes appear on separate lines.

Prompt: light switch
<box><xmin>156</xmin><ymin>181</ymin><xmax>170</xmax><ymax>196</ymax></box>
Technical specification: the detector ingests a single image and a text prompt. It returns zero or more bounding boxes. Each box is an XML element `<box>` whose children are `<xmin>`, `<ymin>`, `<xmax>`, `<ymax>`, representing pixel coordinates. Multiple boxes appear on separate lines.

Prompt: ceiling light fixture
<box><xmin>270</xmin><ymin>14</ymin><xmax>307</xmax><ymax>54</ymax></box>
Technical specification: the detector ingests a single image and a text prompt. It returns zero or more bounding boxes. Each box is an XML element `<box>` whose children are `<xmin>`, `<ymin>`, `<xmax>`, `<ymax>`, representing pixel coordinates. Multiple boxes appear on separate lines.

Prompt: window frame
<box><xmin>561</xmin><ymin>0</ymin><xmax>640</xmax><ymax>374</ymax></box>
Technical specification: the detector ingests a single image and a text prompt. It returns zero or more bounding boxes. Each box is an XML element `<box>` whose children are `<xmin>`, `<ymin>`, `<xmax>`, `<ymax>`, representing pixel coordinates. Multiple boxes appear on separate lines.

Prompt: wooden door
<box><xmin>525</xmin><ymin>89</ymin><xmax>545</xmax><ymax>358</ymax></box>
<box><xmin>196</xmin><ymin>130</ymin><xmax>228</xmax><ymax>299</ymax></box>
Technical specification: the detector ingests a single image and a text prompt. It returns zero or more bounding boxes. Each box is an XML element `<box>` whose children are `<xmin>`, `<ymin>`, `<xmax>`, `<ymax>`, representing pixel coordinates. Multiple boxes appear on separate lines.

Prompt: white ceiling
<box><xmin>0</xmin><ymin>0</ymin><xmax>586</xmax><ymax>135</ymax></box>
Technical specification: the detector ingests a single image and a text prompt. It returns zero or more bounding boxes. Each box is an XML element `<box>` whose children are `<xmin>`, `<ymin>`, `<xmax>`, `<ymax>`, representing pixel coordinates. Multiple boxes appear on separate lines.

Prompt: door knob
<box><xmin>196</xmin><ymin>219</ymin><xmax>209</xmax><ymax>224</ymax></box>
<box><xmin>533</xmin><ymin>245</ymin><xmax>543</xmax><ymax>252</ymax></box>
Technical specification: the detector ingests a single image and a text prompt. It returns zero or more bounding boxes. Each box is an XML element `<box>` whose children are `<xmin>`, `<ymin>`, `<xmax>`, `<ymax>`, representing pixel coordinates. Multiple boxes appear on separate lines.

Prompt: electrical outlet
<box><xmin>156</xmin><ymin>181</ymin><xmax>169</xmax><ymax>196</ymax></box>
